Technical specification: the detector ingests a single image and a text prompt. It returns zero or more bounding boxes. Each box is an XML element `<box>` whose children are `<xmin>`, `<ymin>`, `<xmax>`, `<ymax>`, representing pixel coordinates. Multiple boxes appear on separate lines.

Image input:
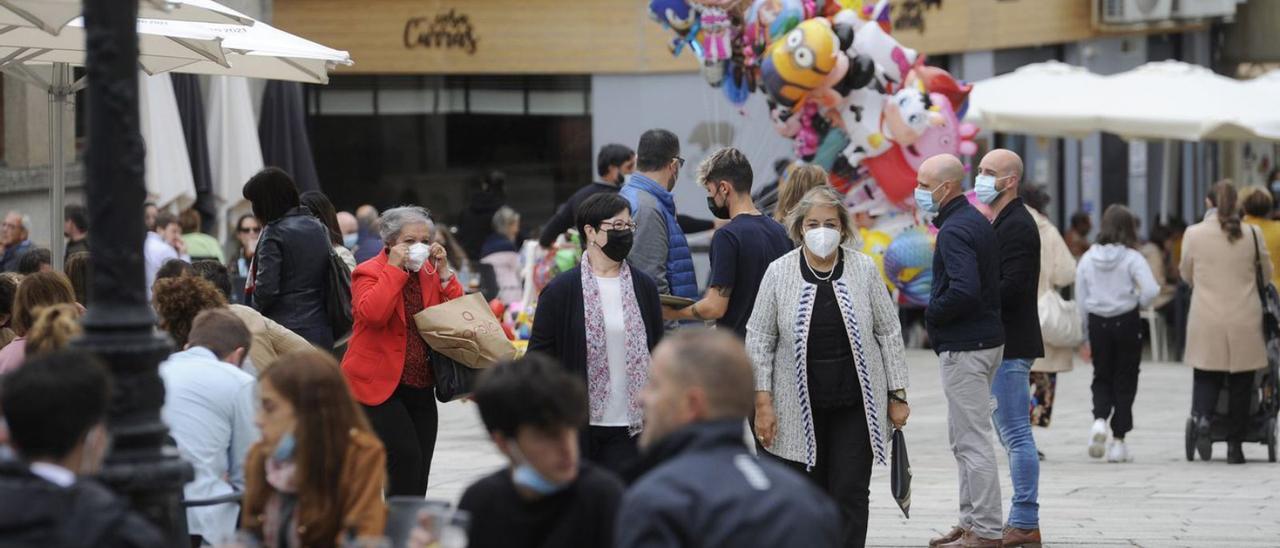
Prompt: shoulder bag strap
<box><xmin>1251</xmin><ymin>225</ymin><xmax>1268</xmax><ymax>308</ymax></box>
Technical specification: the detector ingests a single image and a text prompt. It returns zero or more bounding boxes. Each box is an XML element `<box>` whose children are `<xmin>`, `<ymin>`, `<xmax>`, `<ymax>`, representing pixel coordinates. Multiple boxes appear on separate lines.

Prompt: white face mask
<box><xmin>404</xmin><ymin>242</ymin><xmax>432</xmax><ymax>272</ymax></box>
<box><xmin>804</xmin><ymin>227</ymin><xmax>841</xmax><ymax>258</ymax></box>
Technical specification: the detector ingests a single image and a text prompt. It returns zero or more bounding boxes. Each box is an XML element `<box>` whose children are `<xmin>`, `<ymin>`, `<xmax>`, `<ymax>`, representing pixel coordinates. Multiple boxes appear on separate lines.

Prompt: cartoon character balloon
<box><xmin>838</xmin><ymin>86</ymin><xmax>890</xmax><ymax>164</ymax></box>
<box><xmin>859</xmin><ymin>229</ymin><xmax>894</xmax><ymax>288</ymax></box>
<box><xmin>760</xmin><ymin>17</ymin><xmax>848</xmax><ymax>110</ymax></box>
<box><xmin>902</xmin><ymin>93</ymin><xmax>979</xmax><ymax>171</ymax></box>
<box><xmin>649</xmin><ymin>0</ymin><xmax>699</xmax><ymax>55</ymax></box>
<box><xmin>833</xmin><ymin>6</ymin><xmax>918</xmax><ymax>84</ymax></box>
<box><xmin>882</xmin><ymin>86</ymin><xmax>942</xmax><ymax>148</ymax></box>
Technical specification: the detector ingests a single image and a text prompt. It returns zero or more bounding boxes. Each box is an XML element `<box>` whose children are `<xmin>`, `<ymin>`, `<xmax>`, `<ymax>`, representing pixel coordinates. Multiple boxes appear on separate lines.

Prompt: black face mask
<box><xmin>706</xmin><ymin>195</ymin><xmax>731</xmax><ymax>220</ymax></box>
<box><xmin>598</xmin><ymin>228</ymin><xmax>634</xmax><ymax>263</ymax></box>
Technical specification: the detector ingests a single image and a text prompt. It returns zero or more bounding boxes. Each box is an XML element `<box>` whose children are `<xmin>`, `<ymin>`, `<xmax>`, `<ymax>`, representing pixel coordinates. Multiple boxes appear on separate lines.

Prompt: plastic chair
<box><xmin>1140</xmin><ymin>307</ymin><xmax>1168</xmax><ymax>362</ymax></box>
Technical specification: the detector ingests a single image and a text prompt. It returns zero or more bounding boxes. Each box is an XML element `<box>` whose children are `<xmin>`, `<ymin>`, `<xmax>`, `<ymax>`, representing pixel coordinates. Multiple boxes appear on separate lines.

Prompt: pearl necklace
<box><xmin>803</xmin><ymin>251</ymin><xmax>838</xmax><ymax>282</ymax></box>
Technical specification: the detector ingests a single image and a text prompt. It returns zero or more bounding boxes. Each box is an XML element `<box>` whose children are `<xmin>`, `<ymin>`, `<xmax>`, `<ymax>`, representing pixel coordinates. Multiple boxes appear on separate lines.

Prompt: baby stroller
<box><xmin>1184</xmin><ymin>284</ymin><xmax>1280</xmax><ymax>462</ymax></box>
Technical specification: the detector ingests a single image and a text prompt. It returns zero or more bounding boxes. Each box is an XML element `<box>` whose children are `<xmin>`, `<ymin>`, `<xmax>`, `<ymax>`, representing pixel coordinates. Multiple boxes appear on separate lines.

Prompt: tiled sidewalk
<box><xmin>426</xmin><ymin>350</ymin><xmax>1280</xmax><ymax>547</ymax></box>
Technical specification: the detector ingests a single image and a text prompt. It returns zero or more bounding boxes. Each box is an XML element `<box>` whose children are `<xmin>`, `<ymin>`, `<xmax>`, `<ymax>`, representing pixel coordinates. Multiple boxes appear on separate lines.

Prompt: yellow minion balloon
<box><xmin>761</xmin><ymin>18</ymin><xmax>843</xmax><ymax>110</ymax></box>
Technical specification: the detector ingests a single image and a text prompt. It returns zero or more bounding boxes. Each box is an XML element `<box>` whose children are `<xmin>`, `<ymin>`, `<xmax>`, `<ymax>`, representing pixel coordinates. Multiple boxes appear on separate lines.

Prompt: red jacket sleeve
<box><xmin>352</xmin><ymin>261</ymin><xmax>409</xmax><ymax>328</ymax></box>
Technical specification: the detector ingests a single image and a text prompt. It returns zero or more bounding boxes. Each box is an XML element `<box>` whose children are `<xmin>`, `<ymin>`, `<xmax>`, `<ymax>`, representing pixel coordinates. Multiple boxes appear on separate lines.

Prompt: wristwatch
<box><xmin>888</xmin><ymin>389</ymin><xmax>907</xmax><ymax>404</ymax></box>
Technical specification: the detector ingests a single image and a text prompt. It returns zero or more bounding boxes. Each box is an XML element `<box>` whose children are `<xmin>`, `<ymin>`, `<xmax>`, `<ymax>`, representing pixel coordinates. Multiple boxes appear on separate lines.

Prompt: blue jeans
<box><xmin>991</xmin><ymin>358</ymin><xmax>1040</xmax><ymax>529</ymax></box>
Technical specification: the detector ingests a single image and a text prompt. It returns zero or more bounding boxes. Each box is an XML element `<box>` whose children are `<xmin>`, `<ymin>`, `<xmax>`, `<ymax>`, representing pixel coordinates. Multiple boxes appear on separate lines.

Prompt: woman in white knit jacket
<box><xmin>747</xmin><ymin>187</ymin><xmax>909</xmax><ymax>548</ymax></box>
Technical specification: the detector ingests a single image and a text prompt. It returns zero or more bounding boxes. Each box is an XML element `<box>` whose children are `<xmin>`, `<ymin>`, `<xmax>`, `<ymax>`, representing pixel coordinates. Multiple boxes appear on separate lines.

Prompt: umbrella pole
<box><xmin>49</xmin><ymin>62</ymin><xmax>70</xmax><ymax>272</ymax></box>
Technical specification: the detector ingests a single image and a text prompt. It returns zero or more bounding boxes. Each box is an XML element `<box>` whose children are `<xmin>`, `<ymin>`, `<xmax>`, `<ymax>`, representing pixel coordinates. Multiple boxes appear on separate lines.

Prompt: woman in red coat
<box><xmin>341</xmin><ymin>206</ymin><xmax>463</xmax><ymax>496</ymax></box>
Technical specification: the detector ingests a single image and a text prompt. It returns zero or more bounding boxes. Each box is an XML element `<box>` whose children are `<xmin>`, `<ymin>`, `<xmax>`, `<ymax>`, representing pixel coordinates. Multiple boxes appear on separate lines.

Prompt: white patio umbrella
<box><xmin>0</xmin><ymin>0</ymin><xmax>252</xmax><ymax>36</ymax></box>
<box><xmin>0</xmin><ymin>1</ymin><xmax>351</xmax><ymax>269</ymax></box>
<box><xmin>964</xmin><ymin>61</ymin><xmax>1108</xmax><ymax>138</ymax></box>
<box><xmin>140</xmin><ymin>72</ymin><xmax>198</xmax><ymax>211</ymax></box>
<box><xmin>1095</xmin><ymin>61</ymin><xmax>1259</xmax><ymax>142</ymax></box>
<box><xmin>206</xmin><ymin>75</ymin><xmax>264</xmax><ymax>242</ymax></box>
<box><xmin>134</xmin><ymin>16</ymin><xmax>352</xmax><ymax>84</ymax></box>
<box><xmin>1243</xmin><ymin>71</ymin><xmax>1280</xmax><ymax>141</ymax></box>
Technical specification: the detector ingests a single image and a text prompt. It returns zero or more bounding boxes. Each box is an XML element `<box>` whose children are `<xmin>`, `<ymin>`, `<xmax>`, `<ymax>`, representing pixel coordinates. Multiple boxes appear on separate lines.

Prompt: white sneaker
<box><xmin>1107</xmin><ymin>439</ymin><xmax>1132</xmax><ymax>463</ymax></box>
<box><xmin>1088</xmin><ymin>418</ymin><xmax>1108</xmax><ymax>459</ymax></box>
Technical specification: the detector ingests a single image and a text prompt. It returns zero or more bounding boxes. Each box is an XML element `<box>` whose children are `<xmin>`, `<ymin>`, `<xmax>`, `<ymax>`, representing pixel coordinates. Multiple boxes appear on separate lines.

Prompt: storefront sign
<box><xmin>403</xmin><ymin>9</ymin><xmax>478</xmax><ymax>54</ymax></box>
<box><xmin>274</xmin><ymin>0</ymin><xmax>1201</xmax><ymax>75</ymax></box>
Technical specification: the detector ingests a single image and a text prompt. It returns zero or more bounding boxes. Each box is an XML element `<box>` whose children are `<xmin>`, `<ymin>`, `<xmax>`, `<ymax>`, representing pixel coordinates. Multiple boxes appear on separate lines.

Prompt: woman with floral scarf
<box><xmin>529</xmin><ymin>193</ymin><xmax>665</xmax><ymax>474</ymax></box>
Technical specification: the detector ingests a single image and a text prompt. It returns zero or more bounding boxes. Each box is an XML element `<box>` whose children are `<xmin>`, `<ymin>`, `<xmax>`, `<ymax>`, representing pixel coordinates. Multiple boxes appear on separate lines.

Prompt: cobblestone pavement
<box><xmin>426</xmin><ymin>350</ymin><xmax>1280</xmax><ymax>547</ymax></box>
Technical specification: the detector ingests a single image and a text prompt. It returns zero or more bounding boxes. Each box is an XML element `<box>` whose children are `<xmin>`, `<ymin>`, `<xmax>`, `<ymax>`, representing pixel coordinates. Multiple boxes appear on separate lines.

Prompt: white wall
<box><xmin>591</xmin><ymin>73</ymin><xmax>794</xmax><ymax>220</ymax></box>
<box><xmin>591</xmin><ymin>73</ymin><xmax>796</xmax><ymax>289</ymax></box>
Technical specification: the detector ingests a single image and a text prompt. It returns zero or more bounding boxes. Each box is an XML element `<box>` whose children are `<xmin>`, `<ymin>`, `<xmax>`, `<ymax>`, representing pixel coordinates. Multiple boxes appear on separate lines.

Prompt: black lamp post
<box><xmin>75</xmin><ymin>0</ymin><xmax>192</xmax><ymax>543</ymax></box>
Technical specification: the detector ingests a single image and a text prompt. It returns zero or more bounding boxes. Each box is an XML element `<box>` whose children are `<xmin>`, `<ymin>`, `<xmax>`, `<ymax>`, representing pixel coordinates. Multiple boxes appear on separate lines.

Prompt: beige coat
<box><xmin>1180</xmin><ymin>214</ymin><xmax>1271</xmax><ymax>373</ymax></box>
<box><xmin>228</xmin><ymin>304</ymin><xmax>313</xmax><ymax>373</ymax></box>
<box><xmin>1030</xmin><ymin>207</ymin><xmax>1078</xmax><ymax>373</ymax></box>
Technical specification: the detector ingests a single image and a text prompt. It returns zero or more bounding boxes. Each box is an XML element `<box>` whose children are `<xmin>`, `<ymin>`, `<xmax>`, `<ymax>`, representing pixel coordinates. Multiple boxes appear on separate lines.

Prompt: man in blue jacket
<box><xmin>616</xmin><ymin>329</ymin><xmax>839</xmax><ymax>548</ymax></box>
<box><xmin>620</xmin><ymin>129</ymin><xmax>699</xmax><ymax>300</ymax></box>
<box><xmin>916</xmin><ymin>154</ymin><xmax>1005</xmax><ymax>548</ymax></box>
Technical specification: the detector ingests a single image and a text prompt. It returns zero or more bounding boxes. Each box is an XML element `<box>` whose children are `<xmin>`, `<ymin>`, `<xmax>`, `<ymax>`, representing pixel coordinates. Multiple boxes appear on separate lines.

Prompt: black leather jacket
<box><xmin>251</xmin><ymin>206</ymin><xmax>332</xmax><ymax>336</ymax></box>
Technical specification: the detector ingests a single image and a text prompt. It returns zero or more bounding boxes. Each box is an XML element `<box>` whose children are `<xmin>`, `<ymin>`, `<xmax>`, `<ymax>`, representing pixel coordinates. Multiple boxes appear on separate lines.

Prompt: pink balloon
<box><xmin>903</xmin><ymin>93</ymin><xmax>980</xmax><ymax>171</ymax></box>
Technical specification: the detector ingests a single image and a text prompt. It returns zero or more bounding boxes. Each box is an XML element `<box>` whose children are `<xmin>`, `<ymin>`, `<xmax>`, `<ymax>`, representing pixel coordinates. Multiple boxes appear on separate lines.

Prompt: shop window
<box><xmin>304</xmin><ymin>75</ymin><xmax>592</xmax><ymax>241</ymax></box>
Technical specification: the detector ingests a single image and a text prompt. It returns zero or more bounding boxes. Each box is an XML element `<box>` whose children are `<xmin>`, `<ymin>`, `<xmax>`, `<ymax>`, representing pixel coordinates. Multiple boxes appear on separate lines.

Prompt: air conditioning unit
<box><xmin>1172</xmin><ymin>0</ymin><xmax>1238</xmax><ymax>20</ymax></box>
<box><xmin>1101</xmin><ymin>0</ymin><xmax>1173</xmax><ymax>24</ymax></box>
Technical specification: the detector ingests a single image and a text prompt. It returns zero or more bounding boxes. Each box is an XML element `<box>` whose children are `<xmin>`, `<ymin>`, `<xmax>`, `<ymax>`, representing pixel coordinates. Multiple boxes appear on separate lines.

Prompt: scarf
<box><xmin>580</xmin><ymin>254</ymin><xmax>651</xmax><ymax>434</ymax></box>
<box><xmin>263</xmin><ymin>456</ymin><xmax>299</xmax><ymax>548</ymax></box>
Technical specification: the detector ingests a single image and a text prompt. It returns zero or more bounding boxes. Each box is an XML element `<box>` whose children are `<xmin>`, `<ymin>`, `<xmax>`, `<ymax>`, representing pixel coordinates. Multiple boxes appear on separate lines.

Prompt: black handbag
<box><xmin>890</xmin><ymin>428</ymin><xmax>912</xmax><ymax>518</ymax></box>
<box><xmin>430</xmin><ymin>348</ymin><xmax>478</xmax><ymax>403</ymax></box>
<box><xmin>1249</xmin><ymin>227</ymin><xmax>1280</xmax><ymax>337</ymax></box>
<box><xmin>325</xmin><ymin>249</ymin><xmax>354</xmax><ymax>341</ymax></box>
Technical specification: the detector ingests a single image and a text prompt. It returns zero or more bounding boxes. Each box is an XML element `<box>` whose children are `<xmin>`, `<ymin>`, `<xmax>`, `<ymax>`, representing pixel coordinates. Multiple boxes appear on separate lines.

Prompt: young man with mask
<box><xmin>538</xmin><ymin>144</ymin><xmax>637</xmax><ymax>249</ymax></box>
<box><xmin>458</xmin><ymin>352</ymin><xmax>625</xmax><ymax>548</ymax></box>
<box><xmin>0</xmin><ymin>350</ymin><xmax>166</xmax><ymax>546</ymax></box>
<box><xmin>616</xmin><ymin>329</ymin><xmax>839</xmax><ymax>548</ymax></box>
<box><xmin>662</xmin><ymin>147</ymin><xmax>792</xmax><ymax>338</ymax></box>
<box><xmin>916</xmin><ymin>154</ymin><xmax>1005</xmax><ymax>548</ymax></box>
<box><xmin>620</xmin><ymin>129</ymin><xmax>699</xmax><ymax>300</ymax></box>
<box><xmin>159</xmin><ymin>308</ymin><xmax>259</xmax><ymax>546</ymax></box>
<box><xmin>975</xmin><ymin>149</ymin><xmax>1043</xmax><ymax>548</ymax></box>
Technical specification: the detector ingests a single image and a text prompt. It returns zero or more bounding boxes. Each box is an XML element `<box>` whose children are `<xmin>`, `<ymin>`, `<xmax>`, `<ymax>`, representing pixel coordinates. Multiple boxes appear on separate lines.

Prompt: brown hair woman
<box><xmin>241</xmin><ymin>350</ymin><xmax>388</xmax><ymax>547</ymax></box>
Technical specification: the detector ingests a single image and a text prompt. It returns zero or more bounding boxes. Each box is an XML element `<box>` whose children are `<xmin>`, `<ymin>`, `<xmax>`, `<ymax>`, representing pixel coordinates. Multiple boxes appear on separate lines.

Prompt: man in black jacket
<box><xmin>616</xmin><ymin>329</ymin><xmax>839</xmax><ymax>548</ymax></box>
<box><xmin>0</xmin><ymin>350</ymin><xmax>166</xmax><ymax>547</ymax></box>
<box><xmin>917</xmin><ymin>154</ymin><xmax>1005</xmax><ymax>548</ymax></box>
<box><xmin>538</xmin><ymin>144</ymin><xmax>636</xmax><ymax>249</ymax></box>
<box><xmin>976</xmin><ymin>149</ymin><xmax>1044</xmax><ymax>547</ymax></box>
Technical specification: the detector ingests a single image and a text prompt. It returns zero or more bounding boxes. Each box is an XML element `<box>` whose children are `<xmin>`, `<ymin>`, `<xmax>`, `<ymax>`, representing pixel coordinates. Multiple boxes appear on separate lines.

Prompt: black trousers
<box><xmin>363</xmin><ymin>384</ymin><xmax>438</xmax><ymax>496</ymax></box>
<box><xmin>780</xmin><ymin>405</ymin><xmax>873</xmax><ymax>548</ymax></box>
<box><xmin>581</xmin><ymin>426</ymin><xmax>638</xmax><ymax>476</ymax></box>
<box><xmin>1089</xmin><ymin>310</ymin><xmax>1143</xmax><ymax>438</ymax></box>
<box><xmin>1193</xmin><ymin>369</ymin><xmax>1255</xmax><ymax>443</ymax></box>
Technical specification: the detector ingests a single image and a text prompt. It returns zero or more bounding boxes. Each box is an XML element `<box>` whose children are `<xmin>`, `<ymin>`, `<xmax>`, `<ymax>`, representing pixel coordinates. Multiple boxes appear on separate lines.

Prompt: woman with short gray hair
<box><xmin>480</xmin><ymin>206</ymin><xmax>520</xmax><ymax>259</ymax></box>
<box><xmin>340</xmin><ymin>204</ymin><xmax>463</xmax><ymax>497</ymax></box>
<box><xmin>747</xmin><ymin>186</ymin><xmax>910</xmax><ymax>548</ymax></box>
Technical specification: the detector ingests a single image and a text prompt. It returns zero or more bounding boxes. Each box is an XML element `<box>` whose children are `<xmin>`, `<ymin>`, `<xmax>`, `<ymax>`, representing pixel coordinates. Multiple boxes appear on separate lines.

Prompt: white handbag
<box><xmin>1038</xmin><ymin>289</ymin><xmax>1083</xmax><ymax>348</ymax></box>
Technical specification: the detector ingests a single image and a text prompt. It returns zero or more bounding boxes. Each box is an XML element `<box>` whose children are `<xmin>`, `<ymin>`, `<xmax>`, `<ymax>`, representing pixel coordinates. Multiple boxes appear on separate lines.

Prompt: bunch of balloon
<box><xmin>647</xmin><ymin>0</ymin><xmax>980</xmax><ymax>218</ymax></box>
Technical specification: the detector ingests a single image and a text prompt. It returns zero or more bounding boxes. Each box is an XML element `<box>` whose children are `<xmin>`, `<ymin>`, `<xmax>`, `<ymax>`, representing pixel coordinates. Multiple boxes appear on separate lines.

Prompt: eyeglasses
<box><xmin>599</xmin><ymin>221</ymin><xmax>637</xmax><ymax>232</ymax></box>
<box><xmin>238</xmin><ymin>226</ymin><xmax>262</xmax><ymax>234</ymax></box>
<box><xmin>674</xmin><ymin>156</ymin><xmax>686</xmax><ymax>169</ymax></box>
